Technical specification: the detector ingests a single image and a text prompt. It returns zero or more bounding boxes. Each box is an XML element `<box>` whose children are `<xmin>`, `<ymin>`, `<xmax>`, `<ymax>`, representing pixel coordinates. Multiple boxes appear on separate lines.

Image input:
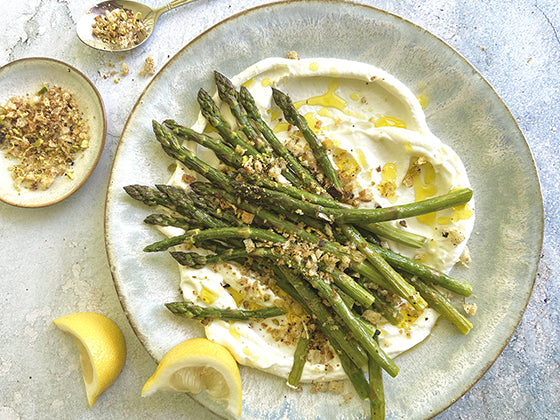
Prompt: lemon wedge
<box><xmin>142</xmin><ymin>337</ymin><xmax>242</xmax><ymax>418</ymax></box>
<box><xmin>53</xmin><ymin>312</ymin><xmax>126</xmax><ymax>407</ymax></box>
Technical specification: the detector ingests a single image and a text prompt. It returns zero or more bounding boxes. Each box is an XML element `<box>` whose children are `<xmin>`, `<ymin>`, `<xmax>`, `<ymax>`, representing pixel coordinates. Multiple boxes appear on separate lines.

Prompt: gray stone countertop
<box><xmin>0</xmin><ymin>1</ymin><xmax>558</xmax><ymax>419</ymax></box>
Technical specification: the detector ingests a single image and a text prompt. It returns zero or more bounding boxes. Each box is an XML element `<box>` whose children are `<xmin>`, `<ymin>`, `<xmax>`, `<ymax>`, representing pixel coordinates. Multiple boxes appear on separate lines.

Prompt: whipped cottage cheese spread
<box><xmin>170</xmin><ymin>57</ymin><xmax>475</xmax><ymax>382</ymax></box>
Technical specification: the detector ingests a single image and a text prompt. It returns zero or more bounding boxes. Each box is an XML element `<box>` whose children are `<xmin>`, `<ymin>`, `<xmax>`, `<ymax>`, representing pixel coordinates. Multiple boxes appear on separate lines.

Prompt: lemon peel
<box><xmin>142</xmin><ymin>337</ymin><xmax>242</xmax><ymax>418</ymax></box>
<box><xmin>53</xmin><ymin>312</ymin><xmax>126</xmax><ymax>407</ymax></box>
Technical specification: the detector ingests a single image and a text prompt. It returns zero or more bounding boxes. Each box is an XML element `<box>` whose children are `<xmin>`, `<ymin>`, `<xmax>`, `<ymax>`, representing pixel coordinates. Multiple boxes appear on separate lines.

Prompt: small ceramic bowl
<box><xmin>0</xmin><ymin>57</ymin><xmax>106</xmax><ymax>207</ymax></box>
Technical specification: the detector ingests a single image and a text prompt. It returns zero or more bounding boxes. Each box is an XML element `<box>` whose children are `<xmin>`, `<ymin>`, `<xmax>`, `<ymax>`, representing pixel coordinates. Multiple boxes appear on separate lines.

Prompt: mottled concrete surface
<box><xmin>0</xmin><ymin>1</ymin><xmax>557</xmax><ymax>419</ymax></box>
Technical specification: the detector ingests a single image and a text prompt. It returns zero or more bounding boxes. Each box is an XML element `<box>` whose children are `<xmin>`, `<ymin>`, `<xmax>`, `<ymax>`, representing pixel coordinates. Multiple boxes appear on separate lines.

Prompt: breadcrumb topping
<box><xmin>462</xmin><ymin>301</ymin><xmax>477</xmax><ymax>316</ymax></box>
<box><xmin>0</xmin><ymin>84</ymin><xmax>90</xmax><ymax>190</ymax></box>
<box><xmin>287</xmin><ymin>51</ymin><xmax>299</xmax><ymax>60</ymax></box>
<box><xmin>92</xmin><ymin>8</ymin><xmax>148</xmax><ymax>49</ymax></box>
<box><xmin>140</xmin><ymin>56</ymin><xmax>156</xmax><ymax>77</ymax></box>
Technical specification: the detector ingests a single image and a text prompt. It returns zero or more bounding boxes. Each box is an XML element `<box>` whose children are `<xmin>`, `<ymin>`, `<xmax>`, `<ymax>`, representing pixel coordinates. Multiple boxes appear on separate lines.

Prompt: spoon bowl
<box><xmin>77</xmin><ymin>0</ymin><xmax>196</xmax><ymax>52</ymax></box>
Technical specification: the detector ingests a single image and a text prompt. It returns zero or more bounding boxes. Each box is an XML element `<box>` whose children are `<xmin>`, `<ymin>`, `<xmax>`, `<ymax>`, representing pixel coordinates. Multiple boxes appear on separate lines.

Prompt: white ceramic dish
<box><xmin>105</xmin><ymin>2</ymin><xmax>543</xmax><ymax>419</ymax></box>
<box><xmin>0</xmin><ymin>57</ymin><xmax>106</xmax><ymax>208</ymax></box>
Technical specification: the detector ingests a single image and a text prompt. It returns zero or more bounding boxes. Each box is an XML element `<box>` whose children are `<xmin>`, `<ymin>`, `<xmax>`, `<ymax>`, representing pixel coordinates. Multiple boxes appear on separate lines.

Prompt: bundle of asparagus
<box><xmin>124</xmin><ymin>71</ymin><xmax>474</xmax><ymax>419</ymax></box>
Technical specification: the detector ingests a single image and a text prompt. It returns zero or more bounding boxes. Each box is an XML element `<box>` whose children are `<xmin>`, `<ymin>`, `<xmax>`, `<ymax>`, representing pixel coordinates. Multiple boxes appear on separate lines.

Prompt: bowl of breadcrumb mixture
<box><xmin>0</xmin><ymin>58</ymin><xmax>106</xmax><ymax>207</ymax></box>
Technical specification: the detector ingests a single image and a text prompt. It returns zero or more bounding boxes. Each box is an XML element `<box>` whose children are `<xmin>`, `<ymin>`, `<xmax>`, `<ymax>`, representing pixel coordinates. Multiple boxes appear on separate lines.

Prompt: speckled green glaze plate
<box><xmin>105</xmin><ymin>1</ymin><xmax>543</xmax><ymax>418</ymax></box>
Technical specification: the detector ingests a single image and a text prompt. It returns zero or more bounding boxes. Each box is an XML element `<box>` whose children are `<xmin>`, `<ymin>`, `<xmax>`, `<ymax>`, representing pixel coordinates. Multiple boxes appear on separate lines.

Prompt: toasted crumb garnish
<box><xmin>241</xmin><ymin>211</ymin><xmax>255</xmax><ymax>225</ymax></box>
<box><xmin>362</xmin><ymin>309</ymin><xmax>382</xmax><ymax>325</ymax></box>
<box><xmin>444</xmin><ymin>228</ymin><xmax>465</xmax><ymax>246</ymax></box>
<box><xmin>459</xmin><ymin>246</ymin><xmax>472</xmax><ymax>265</ymax></box>
<box><xmin>140</xmin><ymin>56</ymin><xmax>156</xmax><ymax>77</ymax></box>
<box><xmin>120</xmin><ymin>62</ymin><xmax>129</xmax><ymax>76</ymax></box>
<box><xmin>463</xmin><ymin>302</ymin><xmax>477</xmax><ymax>316</ymax></box>
<box><xmin>328</xmin><ymin>381</ymin><xmax>345</xmax><ymax>395</ymax></box>
<box><xmin>310</xmin><ymin>380</ymin><xmax>345</xmax><ymax>394</ymax></box>
<box><xmin>402</xmin><ymin>155</ymin><xmax>427</xmax><ymax>187</ymax></box>
<box><xmin>287</xmin><ymin>51</ymin><xmax>299</xmax><ymax>60</ymax></box>
<box><xmin>0</xmin><ymin>84</ymin><xmax>90</xmax><ymax>190</ymax></box>
<box><xmin>92</xmin><ymin>8</ymin><xmax>148</xmax><ymax>49</ymax></box>
<box><xmin>243</xmin><ymin>238</ymin><xmax>256</xmax><ymax>253</ymax></box>
<box><xmin>342</xmin><ymin>393</ymin><xmax>353</xmax><ymax>405</ymax></box>
<box><xmin>358</xmin><ymin>188</ymin><xmax>374</xmax><ymax>202</ymax></box>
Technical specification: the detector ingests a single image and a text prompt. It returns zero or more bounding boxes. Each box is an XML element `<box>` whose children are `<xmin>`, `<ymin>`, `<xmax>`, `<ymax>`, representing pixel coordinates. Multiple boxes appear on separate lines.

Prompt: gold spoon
<box><xmin>77</xmin><ymin>0</ymin><xmax>198</xmax><ymax>52</ymax></box>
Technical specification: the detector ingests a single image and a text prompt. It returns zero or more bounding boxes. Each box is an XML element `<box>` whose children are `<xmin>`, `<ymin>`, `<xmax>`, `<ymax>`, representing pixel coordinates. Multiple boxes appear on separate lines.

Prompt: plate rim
<box><xmin>0</xmin><ymin>56</ymin><xmax>107</xmax><ymax>208</ymax></box>
<box><xmin>104</xmin><ymin>1</ymin><xmax>544</xmax><ymax>418</ymax></box>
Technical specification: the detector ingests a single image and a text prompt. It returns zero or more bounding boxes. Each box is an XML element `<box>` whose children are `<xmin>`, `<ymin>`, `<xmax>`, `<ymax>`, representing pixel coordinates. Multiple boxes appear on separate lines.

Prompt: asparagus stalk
<box><xmin>272</xmin><ymin>87</ymin><xmax>343</xmax><ymax>197</ymax></box>
<box><xmin>271</xmin><ymin>265</ymin><xmax>368</xmax><ymax>369</ymax></box>
<box><xmin>158</xmin><ymin>118</ymin><xmax>302</xmax><ymax>191</ymax></box>
<box><xmin>144</xmin><ymin>226</ymin><xmax>286</xmax><ymax>253</ymax></box>
<box><xmin>368</xmin><ymin>289</ymin><xmax>403</xmax><ymax>326</ymax></box>
<box><xmin>370</xmin><ymin>243</ymin><xmax>473</xmax><ymax>297</ymax></box>
<box><xmin>143</xmin><ymin>213</ymin><xmax>195</xmax><ymax>229</ymax></box>
<box><xmin>409</xmin><ymin>277</ymin><xmax>473</xmax><ymax>335</ymax></box>
<box><xmin>165</xmin><ymin>301</ymin><xmax>285</xmax><ymax>321</ymax></box>
<box><xmin>238</xmin><ymin>85</ymin><xmax>323</xmax><ymax>193</ymax></box>
<box><xmin>214</xmin><ymin>71</ymin><xmax>269</xmax><ymax>153</ymax></box>
<box><xmin>341</xmin><ymin>225</ymin><xmax>427</xmax><ymax>311</ymax></box>
<box><xmin>363</xmin><ymin>222</ymin><xmax>426</xmax><ymax>249</ymax></box>
<box><xmin>163</xmin><ymin>119</ymin><xmax>244</xmax><ymax>168</ymax></box>
<box><xmin>124</xmin><ymin>184</ymin><xmax>227</xmax><ymax>229</ymax></box>
<box><xmin>368</xmin><ymin>333</ymin><xmax>385</xmax><ymax>420</ymax></box>
<box><xmin>152</xmin><ymin>120</ymin><xmax>234</xmax><ymax>190</ymax></box>
<box><xmin>272</xmin><ymin>258</ymin><xmax>397</xmax><ymax>377</ymax></box>
<box><xmin>232</xmin><ymin>180</ymin><xmax>473</xmax><ymax>225</ymax></box>
<box><xmin>197</xmin><ymin>88</ymin><xmax>260</xmax><ymax>156</ymax></box>
<box><xmin>157</xmin><ymin>184</ymin><xmax>243</xmax><ymax>228</ymax></box>
<box><xmin>287</xmin><ymin>332</ymin><xmax>310</xmax><ymax>388</ymax></box>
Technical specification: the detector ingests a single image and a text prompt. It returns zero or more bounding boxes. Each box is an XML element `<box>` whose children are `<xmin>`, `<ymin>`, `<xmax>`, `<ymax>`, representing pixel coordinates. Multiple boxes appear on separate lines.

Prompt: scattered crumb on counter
<box><xmin>120</xmin><ymin>62</ymin><xmax>129</xmax><ymax>76</ymax></box>
<box><xmin>139</xmin><ymin>56</ymin><xmax>155</xmax><ymax>77</ymax></box>
<box><xmin>100</xmin><ymin>61</ymin><xmax>118</xmax><ymax>79</ymax></box>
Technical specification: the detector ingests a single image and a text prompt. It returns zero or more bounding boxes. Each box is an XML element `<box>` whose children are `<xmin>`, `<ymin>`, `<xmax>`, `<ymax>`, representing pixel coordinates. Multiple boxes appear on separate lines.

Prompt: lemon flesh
<box><xmin>142</xmin><ymin>337</ymin><xmax>242</xmax><ymax>418</ymax></box>
<box><xmin>53</xmin><ymin>312</ymin><xmax>126</xmax><ymax>407</ymax></box>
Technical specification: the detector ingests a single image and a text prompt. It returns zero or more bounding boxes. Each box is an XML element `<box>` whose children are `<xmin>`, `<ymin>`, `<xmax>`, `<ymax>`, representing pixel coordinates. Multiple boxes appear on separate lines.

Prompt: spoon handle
<box><xmin>162</xmin><ymin>0</ymin><xmax>200</xmax><ymax>12</ymax></box>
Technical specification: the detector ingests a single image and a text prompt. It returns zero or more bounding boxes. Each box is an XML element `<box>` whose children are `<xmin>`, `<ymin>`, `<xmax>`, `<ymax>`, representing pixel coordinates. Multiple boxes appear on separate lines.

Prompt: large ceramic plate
<box><xmin>105</xmin><ymin>1</ymin><xmax>543</xmax><ymax>418</ymax></box>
